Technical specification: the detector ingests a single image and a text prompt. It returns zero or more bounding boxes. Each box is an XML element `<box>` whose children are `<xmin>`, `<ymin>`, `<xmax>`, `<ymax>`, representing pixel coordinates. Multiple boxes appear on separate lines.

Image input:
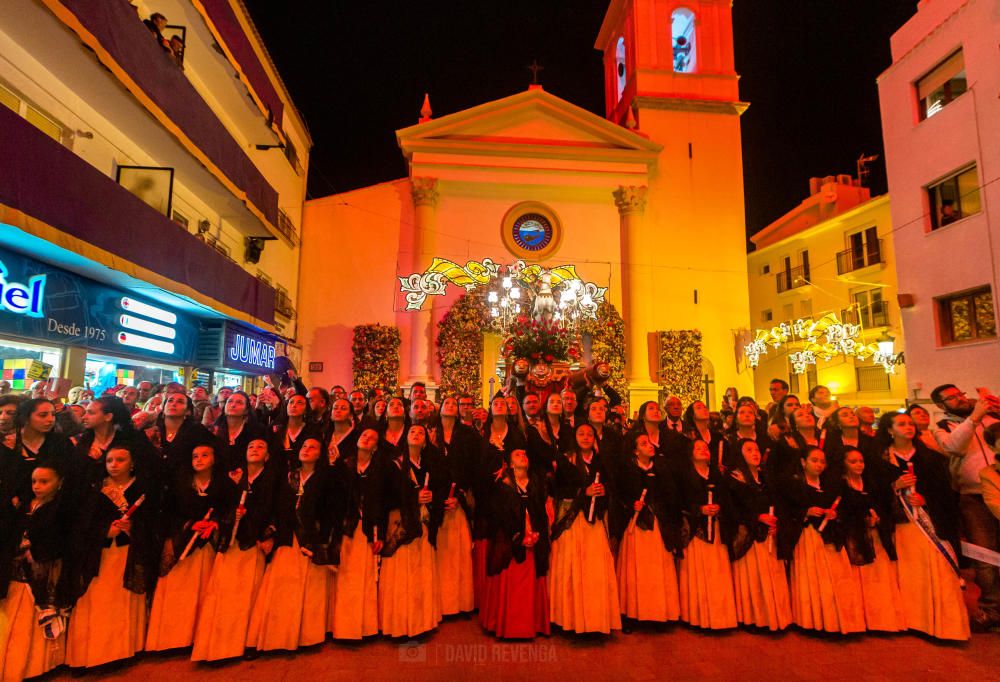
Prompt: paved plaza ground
<box><xmin>47</xmin><ymin>615</ymin><xmax>1000</xmax><ymax>681</ymax></box>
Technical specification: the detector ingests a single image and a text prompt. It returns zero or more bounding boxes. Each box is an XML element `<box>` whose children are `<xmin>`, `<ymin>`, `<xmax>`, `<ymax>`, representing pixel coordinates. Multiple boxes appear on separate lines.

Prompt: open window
<box><xmin>672</xmin><ymin>8</ymin><xmax>696</xmax><ymax>73</ymax></box>
<box><xmin>615</xmin><ymin>37</ymin><xmax>627</xmax><ymax>101</ymax></box>
<box><xmin>916</xmin><ymin>50</ymin><xmax>966</xmax><ymax>120</ymax></box>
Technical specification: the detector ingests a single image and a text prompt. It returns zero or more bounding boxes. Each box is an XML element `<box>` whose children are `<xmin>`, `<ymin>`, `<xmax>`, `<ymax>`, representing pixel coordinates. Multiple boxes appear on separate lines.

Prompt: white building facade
<box><xmin>878</xmin><ymin>0</ymin><xmax>1000</xmax><ymax>399</ymax></box>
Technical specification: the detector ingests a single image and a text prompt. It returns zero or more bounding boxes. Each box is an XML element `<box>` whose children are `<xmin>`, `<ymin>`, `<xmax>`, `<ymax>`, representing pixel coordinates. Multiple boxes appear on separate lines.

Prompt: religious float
<box><xmin>399</xmin><ymin>257</ymin><xmax>623</xmax><ymax>406</ymax></box>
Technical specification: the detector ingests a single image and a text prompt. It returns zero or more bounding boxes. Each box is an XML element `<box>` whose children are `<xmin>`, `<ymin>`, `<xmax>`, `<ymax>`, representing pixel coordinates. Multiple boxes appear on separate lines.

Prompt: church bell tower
<box><xmin>596</xmin><ymin>0</ymin><xmax>753</xmax><ymax>406</ymax></box>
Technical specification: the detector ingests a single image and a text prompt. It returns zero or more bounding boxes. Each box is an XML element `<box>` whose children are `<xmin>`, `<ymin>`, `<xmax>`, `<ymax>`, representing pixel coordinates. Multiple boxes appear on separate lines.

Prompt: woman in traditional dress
<box><xmin>432</xmin><ymin>396</ymin><xmax>475</xmax><ymax>616</ymax></box>
<box><xmin>378</xmin><ymin>424</ymin><xmax>444</xmax><ymax>637</ymax></box>
<box><xmin>328</xmin><ymin>398</ymin><xmax>359</xmax><ymax>466</ymax></box>
<box><xmin>192</xmin><ymin>437</ymin><xmax>278</xmax><ymax>661</ymax></box>
<box><xmin>247</xmin><ymin>437</ymin><xmax>339</xmax><ymax>651</ymax></box>
<box><xmin>6</xmin><ymin>398</ymin><xmax>71</xmax><ymax>506</ymax></box>
<box><xmin>270</xmin><ymin>393</ymin><xmax>316</xmax><ymax>474</ymax></box>
<box><xmin>145</xmin><ymin>391</ymin><xmax>213</xmax><ymax>486</ymax></box>
<box><xmin>379</xmin><ymin>397</ymin><xmax>408</xmax><ymax>452</ymax></box>
<box><xmin>837</xmin><ymin>446</ymin><xmax>906</xmax><ymax>632</ymax></box>
<box><xmin>481</xmin><ymin>447</ymin><xmax>550</xmax><ymax>639</ymax></box>
<box><xmin>823</xmin><ymin>407</ymin><xmax>878</xmax><ymax>477</ymax></box>
<box><xmin>615</xmin><ymin>432</ymin><xmax>681</xmax><ymax>628</ymax></box>
<box><xmin>211</xmin><ymin>391</ymin><xmax>266</xmax><ymax>476</ymax></box>
<box><xmin>548</xmin><ymin>422</ymin><xmax>621</xmax><ymax>634</ymax></box>
<box><xmin>677</xmin><ymin>439</ymin><xmax>737</xmax><ymax>630</ymax></box>
<box><xmin>1</xmin><ymin>460</ymin><xmax>70</xmax><ymax>681</ymax></box>
<box><xmin>473</xmin><ymin>394</ymin><xmax>526</xmax><ymax>610</ymax></box>
<box><xmin>71</xmin><ymin>396</ymin><xmax>156</xmax><ymax>494</ymax></box>
<box><xmin>875</xmin><ymin>412</ymin><xmax>969</xmax><ymax>640</ymax></box>
<box><xmin>778</xmin><ymin>446</ymin><xmax>865</xmax><ymax>635</ymax></box>
<box><xmin>766</xmin><ymin>394</ymin><xmax>801</xmax><ymax>442</ymax></box>
<box><xmin>66</xmin><ymin>444</ymin><xmax>155</xmax><ymax>668</ymax></box>
<box><xmin>725</xmin><ymin>439</ymin><xmax>792</xmax><ymax>631</ymax></box>
<box><xmin>145</xmin><ymin>440</ymin><xmax>238</xmax><ymax>651</ymax></box>
<box><xmin>525</xmin><ymin>392</ymin><xmax>564</xmax><ymax>477</ymax></box>
<box><xmin>330</xmin><ymin>428</ymin><xmax>385</xmax><ymax>639</ymax></box>
<box><xmin>769</xmin><ymin>405</ymin><xmax>824</xmax><ymax>479</ymax></box>
<box><xmin>683</xmin><ymin>400</ymin><xmax>726</xmax><ymax>471</ymax></box>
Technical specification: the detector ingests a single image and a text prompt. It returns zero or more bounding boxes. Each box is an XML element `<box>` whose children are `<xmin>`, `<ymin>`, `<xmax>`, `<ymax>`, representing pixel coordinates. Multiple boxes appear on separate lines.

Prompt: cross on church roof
<box><xmin>527</xmin><ymin>59</ymin><xmax>544</xmax><ymax>85</ymax></box>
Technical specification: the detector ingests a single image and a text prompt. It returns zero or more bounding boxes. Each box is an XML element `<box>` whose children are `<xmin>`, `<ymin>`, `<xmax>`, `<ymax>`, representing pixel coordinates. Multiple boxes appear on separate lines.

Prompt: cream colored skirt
<box><xmin>732</xmin><ymin>538</ymin><xmax>792</xmax><ymax>631</ymax></box>
<box><xmin>66</xmin><ymin>543</ymin><xmax>147</xmax><ymax>667</ymax></box>
<box><xmin>678</xmin><ymin>532</ymin><xmax>738</xmax><ymax>630</ymax></box>
<box><xmin>145</xmin><ymin>544</ymin><xmax>215</xmax><ymax>651</ymax></box>
<box><xmin>191</xmin><ymin>544</ymin><xmax>266</xmax><ymax>661</ymax></box>
<box><xmin>616</xmin><ymin>518</ymin><xmax>680</xmax><ymax>622</ymax></box>
<box><xmin>790</xmin><ymin>526</ymin><xmax>865</xmax><ymax>634</ymax></box>
<box><xmin>330</xmin><ymin>525</ymin><xmax>379</xmax><ymax>640</ymax></box>
<box><xmin>548</xmin><ymin>514</ymin><xmax>622</xmax><ymax>634</ymax></box>
<box><xmin>435</xmin><ymin>506</ymin><xmax>475</xmax><ymax>616</ymax></box>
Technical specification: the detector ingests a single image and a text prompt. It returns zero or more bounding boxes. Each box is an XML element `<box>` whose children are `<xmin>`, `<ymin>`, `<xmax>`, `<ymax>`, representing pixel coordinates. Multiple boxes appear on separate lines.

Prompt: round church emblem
<box><xmin>501</xmin><ymin>202</ymin><xmax>562</xmax><ymax>260</ymax></box>
<box><xmin>512</xmin><ymin>214</ymin><xmax>553</xmax><ymax>252</ymax></box>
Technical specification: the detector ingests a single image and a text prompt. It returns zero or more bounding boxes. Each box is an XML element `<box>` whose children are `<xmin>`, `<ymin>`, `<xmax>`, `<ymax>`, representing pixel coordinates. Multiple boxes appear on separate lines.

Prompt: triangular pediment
<box><xmin>397</xmin><ymin>88</ymin><xmax>661</xmax><ymax>162</ymax></box>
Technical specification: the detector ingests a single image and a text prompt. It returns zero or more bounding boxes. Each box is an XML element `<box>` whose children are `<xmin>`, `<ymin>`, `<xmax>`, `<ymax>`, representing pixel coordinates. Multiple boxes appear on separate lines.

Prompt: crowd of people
<box><xmin>1</xmin><ymin>373</ymin><xmax>999</xmax><ymax>680</ymax></box>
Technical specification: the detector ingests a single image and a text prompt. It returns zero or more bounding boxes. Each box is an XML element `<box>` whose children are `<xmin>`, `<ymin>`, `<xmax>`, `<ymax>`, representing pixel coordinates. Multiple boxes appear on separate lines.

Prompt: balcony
<box><xmin>842</xmin><ymin>300</ymin><xmax>891</xmax><ymax>329</ymax></box>
<box><xmin>35</xmin><ymin>1</ymin><xmax>280</xmax><ymax>236</ymax></box>
<box><xmin>276</xmin><ymin>209</ymin><xmax>299</xmax><ymax>246</ymax></box>
<box><xmin>0</xmin><ymin>102</ymin><xmax>275</xmax><ymax>326</ymax></box>
<box><xmin>836</xmin><ymin>240</ymin><xmax>884</xmax><ymax>275</ymax></box>
<box><xmin>274</xmin><ymin>290</ymin><xmax>295</xmax><ymax>319</ymax></box>
<box><xmin>776</xmin><ymin>266</ymin><xmax>810</xmax><ymax>294</ymax></box>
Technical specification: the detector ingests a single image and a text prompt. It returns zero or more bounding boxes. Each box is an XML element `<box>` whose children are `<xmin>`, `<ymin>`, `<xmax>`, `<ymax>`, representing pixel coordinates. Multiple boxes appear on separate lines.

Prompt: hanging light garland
<box><xmin>744</xmin><ymin>312</ymin><xmax>903</xmax><ymax>375</ymax></box>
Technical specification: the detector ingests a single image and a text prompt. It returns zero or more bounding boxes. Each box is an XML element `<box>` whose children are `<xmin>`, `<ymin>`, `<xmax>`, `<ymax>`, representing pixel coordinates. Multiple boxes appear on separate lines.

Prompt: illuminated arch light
<box><xmin>120</xmin><ymin>314</ymin><xmax>176</xmax><ymax>339</ymax></box>
<box><xmin>117</xmin><ymin>331</ymin><xmax>175</xmax><ymax>354</ymax></box>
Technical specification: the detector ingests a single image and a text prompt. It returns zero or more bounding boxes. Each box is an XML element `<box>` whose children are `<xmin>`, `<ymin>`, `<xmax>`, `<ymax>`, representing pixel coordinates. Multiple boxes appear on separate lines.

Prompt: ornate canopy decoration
<box><xmin>399</xmin><ymin>257</ymin><xmax>607</xmax><ymax>323</ymax></box>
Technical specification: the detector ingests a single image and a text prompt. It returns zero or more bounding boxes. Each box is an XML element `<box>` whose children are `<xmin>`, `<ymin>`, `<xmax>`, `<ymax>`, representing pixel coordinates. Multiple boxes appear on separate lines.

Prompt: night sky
<box><xmin>243</xmin><ymin>1</ymin><xmax>918</xmax><ymax>239</ymax></box>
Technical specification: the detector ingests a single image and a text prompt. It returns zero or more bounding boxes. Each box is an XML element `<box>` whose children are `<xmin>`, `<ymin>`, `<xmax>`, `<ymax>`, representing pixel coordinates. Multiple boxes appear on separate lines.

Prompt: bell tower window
<box><xmin>615</xmin><ymin>37</ymin><xmax>627</xmax><ymax>101</ymax></box>
<box><xmin>672</xmin><ymin>8</ymin><xmax>696</xmax><ymax>73</ymax></box>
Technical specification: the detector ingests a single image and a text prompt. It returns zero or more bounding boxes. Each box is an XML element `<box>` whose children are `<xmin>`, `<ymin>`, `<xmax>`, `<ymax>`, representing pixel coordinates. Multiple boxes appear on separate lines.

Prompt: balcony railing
<box><xmin>276</xmin><ymin>209</ymin><xmax>298</xmax><ymax>246</ymax></box>
<box><xmin>0</xmin><ymin>102</ymin><xmax>275</xmax><ymax>325</ymax></box>
<box><xmin>46</xmin><ymin>1</ymin><xmax>280</xmax><ymax>230</ymax></box>
<box><xmin>275</xmin><ymin>290</ymin><xmax>295</xmax><ymax>319</ymax></box>
<box><xmin>837</xmin><ymin>240</ymin><xmax>884</xmax><ymax>274</ymax></box>
<box><xmin>842</xmin><ymin>300</ymin><xmax>890</xmax><ymax>328</ymax></box>
<box><xmin>776</xmin><ymin>266</ymin><xmax>810</xmax><ymax>293</ymax></box>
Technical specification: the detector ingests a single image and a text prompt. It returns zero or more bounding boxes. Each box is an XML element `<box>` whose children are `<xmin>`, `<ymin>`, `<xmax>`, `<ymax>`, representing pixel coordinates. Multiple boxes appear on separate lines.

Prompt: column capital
<box><xmin>411</xmin><ymin>177</ymin><xmax>440</xmax><ymax>208</ymax></box>
<box><xmin>613</xmin><ymin>185</ymin><xmax>648</xmax><ymax>217</ymax></box>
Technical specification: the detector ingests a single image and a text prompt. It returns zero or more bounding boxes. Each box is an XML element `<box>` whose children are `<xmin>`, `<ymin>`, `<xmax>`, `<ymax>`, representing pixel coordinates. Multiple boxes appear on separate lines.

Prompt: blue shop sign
<box><xmin>223</xmin><ymin>322</ymin><xmax>276</xmax><ymax>373</ymax></box>
<box><xmin>0</xmin><ymin>247</ymin><xmax>196</xmax><ymax>362</ymax></box>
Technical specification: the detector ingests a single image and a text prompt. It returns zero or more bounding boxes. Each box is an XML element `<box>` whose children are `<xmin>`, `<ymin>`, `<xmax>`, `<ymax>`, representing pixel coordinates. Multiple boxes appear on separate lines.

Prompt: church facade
<box><xmin>298</xmin><ymin>0</ymin><xmax>752</xmax><ymax>408</ymax></box>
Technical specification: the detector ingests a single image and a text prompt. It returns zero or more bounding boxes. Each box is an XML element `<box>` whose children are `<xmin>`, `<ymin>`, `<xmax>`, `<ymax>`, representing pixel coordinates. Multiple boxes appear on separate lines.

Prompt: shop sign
<box><xmin>0</xmin><ymin>259</ymin><xmax>45</xmax><ymax>317</ymax></box>
<box><xmin>0</xmin><ymin>247</ymin><xmax>196</xmax><ymax>362</ymax></box>
<box><xmin>223</xmin><ymin>322</ymin><xmax>277</xmax><ymax>373</ymax></box>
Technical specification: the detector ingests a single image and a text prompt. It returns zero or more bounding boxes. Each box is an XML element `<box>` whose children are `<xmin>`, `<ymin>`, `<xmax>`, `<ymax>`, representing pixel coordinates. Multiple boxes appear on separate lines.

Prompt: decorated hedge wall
<box><xmin>351</xmin><ymin>324</ymin><xmax>400</xmax><ymax>392</ymax></box>
<box><xmin>658</xmin><ymin>329</ymin><xmax>703</xmax><ymax>405</ymax></box>
<box><xmin>436</xmin><ymin>292</ymin><xmax>490</xmax><ymax>401</ymax></box>
<box><xmin>577</xmin><ymin>301</ymin><xmax>627</xmax><ymax>399</ymax></box>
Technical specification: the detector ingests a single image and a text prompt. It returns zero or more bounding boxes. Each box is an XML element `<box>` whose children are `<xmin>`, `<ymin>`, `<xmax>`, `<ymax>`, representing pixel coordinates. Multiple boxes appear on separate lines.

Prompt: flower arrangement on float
<box><xmin>503</xmin><ymin>315</ymin><xmax>581</xmax><ymax>363</ymax></box>
<box><xmin>351</xmin><ymin>323</ymin><xmax>401</xmax><ymax>392</ymax></box>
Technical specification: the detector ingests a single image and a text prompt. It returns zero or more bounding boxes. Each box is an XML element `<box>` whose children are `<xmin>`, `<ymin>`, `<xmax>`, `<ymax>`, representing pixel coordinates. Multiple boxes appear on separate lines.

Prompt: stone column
<box><xmin>614</xmin><ymin>185</ymin><xmax>659</xmax><ymax>408</ymax></box>
<box><xmin>408</xmin><ymin>177</ymin><xmax>439</xmax><ymax>386</ymax></box>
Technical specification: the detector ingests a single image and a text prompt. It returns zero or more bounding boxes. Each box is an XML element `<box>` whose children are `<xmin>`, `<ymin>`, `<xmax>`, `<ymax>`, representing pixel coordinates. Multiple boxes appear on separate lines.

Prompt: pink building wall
<box><xmin>877</xmin><ymin>0</ymin><xmax>1000</xmax><ymax>399</ymax></box>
